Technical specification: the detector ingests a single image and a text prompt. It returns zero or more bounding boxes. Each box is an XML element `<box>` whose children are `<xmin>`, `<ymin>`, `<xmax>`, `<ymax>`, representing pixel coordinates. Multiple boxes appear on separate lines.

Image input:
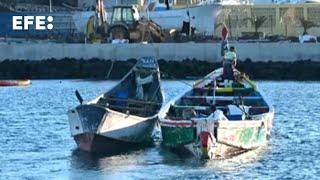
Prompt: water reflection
<box><xmin>70</xmin><ymin>146</ymin><xmax>153</xmax><ymax>171</ymax></box>
<box><xmin>70</xmin><ymin>142</ymin><xmax>269</xmax><ymax>178</ymax></box>
<box><xmin>3</xmin><ymin>80</ymin><xmax>320</xmax><ymax>179</ymax></box>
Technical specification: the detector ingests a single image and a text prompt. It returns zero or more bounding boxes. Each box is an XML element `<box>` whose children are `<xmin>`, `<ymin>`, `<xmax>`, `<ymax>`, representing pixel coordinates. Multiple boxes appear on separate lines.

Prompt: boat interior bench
<box><xmin>182</xmin><ymin>96</ymin><xmax>262</xmax><ymax>100</ymax></box>
<box><xmin>181</xmin><ymin>95</ymin><xmax>266</xmax><ymax>107</ymax></box>
<box><xmin>248</xmin><ymin>106</ymin><xmax>269</xmax><ymax>115</ymax></box>
<box><xmin>193</xmin><ymin>87</ymin><xmax>255</xmax><ymax>96</ymax></box>
<box><xmin>168</xmin><ymin>104</ymin><xmax>270</xmax><ymax>119</ymax></box>
<box><xmin>97</xmin><ymin>96</ymin><xmax>161</xmax><ymax>116</ymax></box>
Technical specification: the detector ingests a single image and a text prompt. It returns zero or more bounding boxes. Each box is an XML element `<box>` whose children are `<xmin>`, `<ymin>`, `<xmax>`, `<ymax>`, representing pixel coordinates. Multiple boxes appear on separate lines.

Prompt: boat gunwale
<box><xmin>160</xmin><ymin>110</ymin><xmax>273</xmax><ymax>127</ymax></box>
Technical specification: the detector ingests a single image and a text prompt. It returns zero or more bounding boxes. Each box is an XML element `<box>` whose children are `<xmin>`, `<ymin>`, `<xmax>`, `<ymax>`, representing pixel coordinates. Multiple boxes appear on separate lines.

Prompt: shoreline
<box><xmin>1</xmin><ymin>58</ymin><xmax>320</xmax><ymax>81</ymax></box>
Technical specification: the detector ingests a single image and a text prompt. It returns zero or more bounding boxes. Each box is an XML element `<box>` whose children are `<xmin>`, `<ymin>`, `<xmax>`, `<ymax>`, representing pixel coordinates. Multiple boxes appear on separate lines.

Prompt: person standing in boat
<box><xmin>225</xmin><ymin>46</ymin><xmax>237</xmax><ymax>67</ymax></box>
<box><xmin>165</xmin><ymin>0</ymin><xmax>170</xmax><ymax>10</ymax></box>
<box><xmin>223</xmin><ymin>46</ymin><xmax>237</xmax><ymax>87</ymax></box>
<box><xmin>221</xmin><ymin>24</ymin><xmax>236</xmax><ymax>87</ymax></box>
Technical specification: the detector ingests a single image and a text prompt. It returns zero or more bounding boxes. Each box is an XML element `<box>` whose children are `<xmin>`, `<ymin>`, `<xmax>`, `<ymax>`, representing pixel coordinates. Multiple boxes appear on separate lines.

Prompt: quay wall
<box><xmin>0</xmin><ymin>43</ymin><xmax>320</xmax><ymax>62</ymax></box>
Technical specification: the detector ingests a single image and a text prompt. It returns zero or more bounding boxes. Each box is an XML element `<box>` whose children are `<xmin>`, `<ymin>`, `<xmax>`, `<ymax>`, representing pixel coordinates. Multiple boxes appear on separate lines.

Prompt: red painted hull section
<box><xmin>74</xmin><ymin>133</ymin><xmax>94</xmax><ymax>152</ymax></box>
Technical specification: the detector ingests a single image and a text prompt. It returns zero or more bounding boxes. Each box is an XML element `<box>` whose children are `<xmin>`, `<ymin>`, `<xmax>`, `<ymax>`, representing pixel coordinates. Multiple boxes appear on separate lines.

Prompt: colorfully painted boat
<box><xmin>0</xmin><ymin>80</ymin><xmax>31</xmax><ymax>86</ymax></box>
<box><xmin>68</xmin><ymin>57</ymin><xmax>164</xmax><ymax>153</ymax></box>
<box><xmin>159</xmin><ymin>68</ymin><xmax>274</xmax><ymax>159</ymax></box>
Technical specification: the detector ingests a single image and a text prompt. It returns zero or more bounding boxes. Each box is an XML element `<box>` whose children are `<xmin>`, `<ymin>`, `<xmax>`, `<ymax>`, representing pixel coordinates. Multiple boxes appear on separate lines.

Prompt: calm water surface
<box><xmin>1</xmin><ymin>80</ymin><xmax>320</xmax><ymax>179</ymax></box>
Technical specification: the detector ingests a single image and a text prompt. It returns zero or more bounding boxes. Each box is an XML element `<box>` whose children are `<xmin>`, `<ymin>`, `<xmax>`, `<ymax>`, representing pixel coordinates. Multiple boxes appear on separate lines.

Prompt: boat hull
<box><xmin>0</xmin><ymin>80</ymin><xmax>30</xmax><ymax>86</ymax></box>
<box><xmin>74</xmin><ymin>133</ymin><xmax>147</xmax><ymax>153</ymax></box>
<box><xmin>160</xmin><ymin>111</ymin><xmax>274</xmax><ymax>159</ymax></box>
<box><xmin>68</xmin><ymin>104</ymin><xmax>157</xmax><ymax>152</ymax></box>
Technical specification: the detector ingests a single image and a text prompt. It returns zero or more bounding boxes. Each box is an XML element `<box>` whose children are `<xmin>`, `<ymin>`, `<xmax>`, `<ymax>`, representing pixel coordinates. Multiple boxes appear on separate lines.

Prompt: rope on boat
<box><xmin>150</xmin><ymin>84</ymin><xmax>161</xmax><ymax>102</ymax></box>
<box><xmin>178</xmin><ymin>80</ymin><xmax>193</xmax><ymax>87</ymax></box>
<box><xmin>161</xmin><ymin>72</ymin><xmax>193</xmax><ymax>87</ymax></box>
<box><xmin>106</xmin><ymin>60</ymin><xmax>115</xmax><ymax>79</ymax></box>
<box><xmin>232</xmin><ymin>95</ymin><xmax>250</xmax><ymax>118</ymax></box>
<box><xmin>104</xmin><ymin>96</ymin><xmax>162</xmax><ymax>106</ymax></box>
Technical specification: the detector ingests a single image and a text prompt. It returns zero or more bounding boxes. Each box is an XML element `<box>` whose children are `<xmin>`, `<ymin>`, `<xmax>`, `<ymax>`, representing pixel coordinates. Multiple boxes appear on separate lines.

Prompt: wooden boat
<box><xmin>159</xmin><ymin>68</ymin><xmax>274</xmax><ymax>159</ymax></box>
<box><xmin>0</xmin><ymin>80</ymin><xmax>31</xmax><ymax>86</ymax></box>
<box><xmin>68</xmin><ymin>57</ymin><xmax>164</xmax><ymax>153</ymax></box>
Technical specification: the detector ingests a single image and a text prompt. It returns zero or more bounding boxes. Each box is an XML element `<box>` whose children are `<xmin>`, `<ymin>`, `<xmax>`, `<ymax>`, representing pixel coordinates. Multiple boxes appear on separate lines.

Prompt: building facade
<box><xmin>214</xmin><ymin>4</ymin><xmax>320</xmax><ymax>38</ymax></box>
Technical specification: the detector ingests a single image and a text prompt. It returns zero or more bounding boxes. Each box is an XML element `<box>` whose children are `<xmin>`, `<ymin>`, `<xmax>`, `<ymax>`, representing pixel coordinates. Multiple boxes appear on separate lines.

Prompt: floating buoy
<box><xmin>0</xmin><ymin>80</ymin><xmax>31</xmax><ymax>87</ymax></box>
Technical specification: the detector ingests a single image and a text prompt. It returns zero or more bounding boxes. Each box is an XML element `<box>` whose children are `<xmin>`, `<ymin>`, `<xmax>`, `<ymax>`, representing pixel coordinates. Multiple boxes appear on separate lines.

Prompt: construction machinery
<box><xmin>85</xmin><ymin>0</ymin><xmax>165</xmax><ymax>43</ymax></box>
<box><xmin>85</xmin><ymin>0</ymin><xmax>108</xmax><ymax>43</ymax></box>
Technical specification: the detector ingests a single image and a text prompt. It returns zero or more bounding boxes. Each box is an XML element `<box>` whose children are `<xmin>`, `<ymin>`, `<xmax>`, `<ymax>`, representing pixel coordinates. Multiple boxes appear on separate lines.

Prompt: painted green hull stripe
<box><xmin>161</xmin><ymin>126</ymin><xmax>196</xmax><ymax>147</ymax></box>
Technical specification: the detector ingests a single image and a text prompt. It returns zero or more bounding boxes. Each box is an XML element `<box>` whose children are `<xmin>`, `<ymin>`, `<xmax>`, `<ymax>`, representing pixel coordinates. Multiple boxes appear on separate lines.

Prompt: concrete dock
<box><xmin>0</xmin><ymin>42</ymin><xmax>319</xmax><ymax>61</ymax></box>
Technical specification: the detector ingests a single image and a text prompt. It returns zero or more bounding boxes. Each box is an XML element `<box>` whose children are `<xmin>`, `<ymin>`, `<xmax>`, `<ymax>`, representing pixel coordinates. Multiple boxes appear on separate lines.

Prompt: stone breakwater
<box><xmin>0</xmin><ymin>43</ymin><xmax>320</xmax><ymax>62</ymax></box>
<box><xmin>1</xmin><ymin>58</ymin><xmax>320</xmax><ymax>80</ymax></box>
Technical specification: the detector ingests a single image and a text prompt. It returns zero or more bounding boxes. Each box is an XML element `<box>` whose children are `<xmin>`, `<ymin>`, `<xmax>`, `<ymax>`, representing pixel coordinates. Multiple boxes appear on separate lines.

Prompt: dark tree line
<box><xmin>1</xmin><ymin>58</ymin><xmax>320</xmax><ymax>80</ymax></box>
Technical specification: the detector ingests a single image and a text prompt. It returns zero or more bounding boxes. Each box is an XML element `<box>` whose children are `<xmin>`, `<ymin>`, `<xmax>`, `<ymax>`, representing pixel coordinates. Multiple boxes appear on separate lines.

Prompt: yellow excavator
<box><xmin>85</xmin><ymin>0</ymin><xmax>165</xmax><ymax>43</ymax></box>
<box><xmin>85</xmin><ymin>0</ymin><xmax>108</xmax><ymax>43</ymax></box>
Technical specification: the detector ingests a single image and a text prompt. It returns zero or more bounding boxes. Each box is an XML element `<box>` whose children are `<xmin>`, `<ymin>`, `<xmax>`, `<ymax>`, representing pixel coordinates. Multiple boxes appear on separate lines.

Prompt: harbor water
<box><xmin>1</xmin><ymin>80</ymin><xmax>320</xmax><ymax>179</ymax></box>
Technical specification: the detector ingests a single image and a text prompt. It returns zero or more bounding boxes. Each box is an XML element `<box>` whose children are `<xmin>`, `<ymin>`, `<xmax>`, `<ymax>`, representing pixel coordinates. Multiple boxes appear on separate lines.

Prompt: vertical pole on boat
<box><xmin>187</xmin><ymin>0</ymin><xmax>191</xmax><ymax>39</ymax></box>
<box><xmin>221</xmin><ymin>24</ymin><xmax>228</xmax><ymax>87</ymax></box>
<box><xmin>75</xmin><ymin>90</ymin><xmax>83</xmax><ymax>104</ymax></box>
<box><xmin>227</xmin><ymin>14</ymin><xmax>232</xmax><ymax>39</ymax></box>
<box><xmin>221</xmin><ymin>24</ymin><xmax>229</xmax><ymax>57</ymax></box>
<box><xmin>212</xmin><ymin>78</ymin><xmax>216</xmax><ymax>105</ymax></box>
<box><xmin>145</xmin><ymin>0</ymin><xmax>150</xmax><ymax>21</ymax></box>
<box><xmin>49</xmin><ymin>0</ymin><xmax>52</xmax><ymax>12</ymax></box>
<box><xmin>270</xmin><ymin>15</ymin><xmax>273</xmax><ymax>34</ymax></box>
<box><xmin>106</xmin><ymin>60</ymin><xmax>115</xmax><ymax>79</ymax></box>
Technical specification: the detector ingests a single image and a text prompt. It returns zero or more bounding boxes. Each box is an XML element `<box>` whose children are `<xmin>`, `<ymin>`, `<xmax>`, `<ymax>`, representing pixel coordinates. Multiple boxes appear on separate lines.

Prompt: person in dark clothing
<box><xmin>223</xmin><ymin>46</ymin><xmax>237</xmax><ymax>87</ymax></box>
<box><xmin>165</xmin><ymin>0</ymin><xmax>170</xmax><ymax>10</ymax></box>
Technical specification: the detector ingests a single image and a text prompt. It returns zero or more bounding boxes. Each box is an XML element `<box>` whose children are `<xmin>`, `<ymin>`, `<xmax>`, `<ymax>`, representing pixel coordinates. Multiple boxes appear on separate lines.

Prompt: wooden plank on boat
<box><xmin>173</xmin><ymin>105</ymin><xmax>210</xmax><ymax>110</ymax></box>
<box><xmin>104</xmin><ymin>97</ymin><xmax>161</xmax><ymax>106</ymax></box>
<box><xmin>182</xmin><ymin>96</ymin><xmax>262</xmax><ymax>101</ymax></box>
